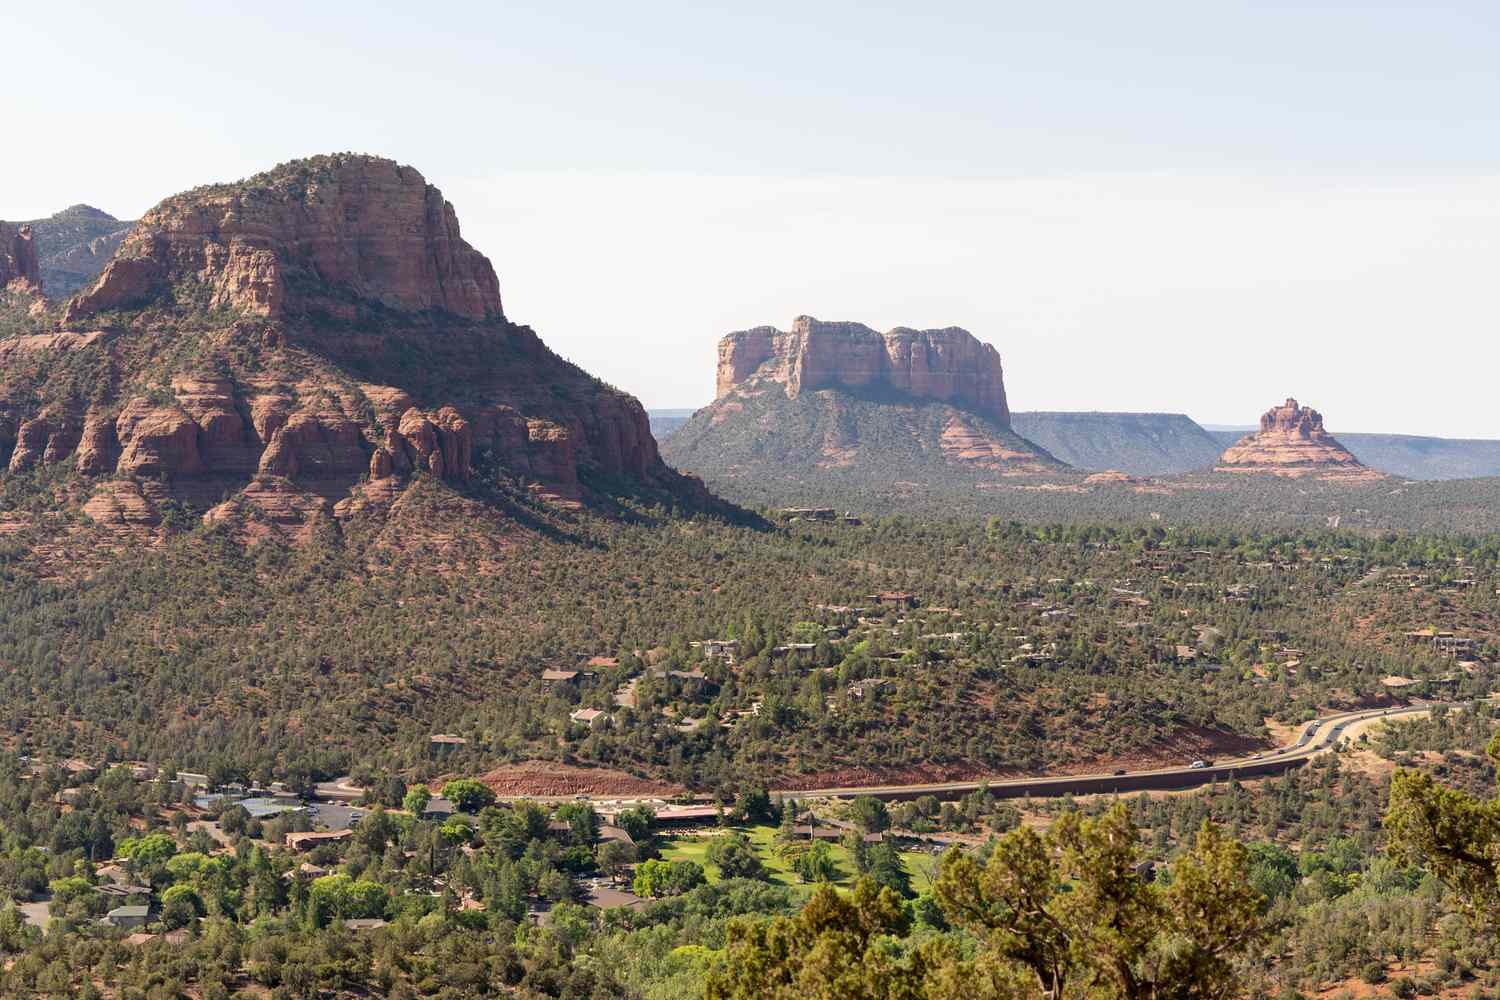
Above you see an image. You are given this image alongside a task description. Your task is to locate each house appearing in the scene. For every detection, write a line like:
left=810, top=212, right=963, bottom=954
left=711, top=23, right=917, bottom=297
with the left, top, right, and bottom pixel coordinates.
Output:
left=847, top=678, right=893, bottom=699
left=586, top=886, right=650, bottom=910
left=653, top=805, right=720, bottom=827
left=429, top=734, right=467, bottom=757
left=542, top=669, right=580, bottom=683
left=286, top=829, right=355, bottom=851
left=422, top=797, right=457, bottom=820
left=868, top=591, right=918, bottom=608
left=598, top=825, right=636, bottom=846
left=95, top=882, right=152, bottom=898
left=777, top=507, right=837, bottom=522
left=104, top=905, right=151, bottom=930
left=570, top=708, right=608, bottom=729
left=344, top=918, right=389, bottom=931
left=691, top=639, right=740, bottom=662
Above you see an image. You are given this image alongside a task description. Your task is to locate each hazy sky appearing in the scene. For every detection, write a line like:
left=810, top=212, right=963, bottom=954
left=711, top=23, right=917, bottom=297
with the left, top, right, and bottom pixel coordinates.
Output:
left=9, top=2, right=1500, bottom=435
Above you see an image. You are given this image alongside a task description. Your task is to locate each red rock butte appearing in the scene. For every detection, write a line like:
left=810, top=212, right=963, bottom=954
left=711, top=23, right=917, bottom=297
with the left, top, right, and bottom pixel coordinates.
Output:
left=0, top=153, right=713, bottom=541
left=716, top=316, right=1011, bottom=425
left=1216, top=398, right=1382, bottom=481
left=65, top=156, right=501, bottom=324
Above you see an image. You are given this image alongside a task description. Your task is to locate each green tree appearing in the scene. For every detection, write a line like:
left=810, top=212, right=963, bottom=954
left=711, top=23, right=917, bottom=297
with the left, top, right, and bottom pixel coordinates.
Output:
left=439, top=779, right=496, bottom=814
left=935, top=805, right=1264, bottom=1000
left=633, top=858, right=706, bottom=898
left=119, top=832, right=178, bottom=869
left=708, top=833, right=768, bottom=881
left=794, top=841, right=840, bottom=884
left=708, top=878, right=945, bottom=1000
left=160, top=884, right=204, bottom=929
left=866, top=842, right=913, bottom=898
left=554, top=802, right=600, bottom=844
left=614, top=805, right=656, bottom=844
left=1385, top=732, right=1500, bottom=920
left=402, top=784, right=432, bottom=815
left=851, top=795, right=891, bottom=834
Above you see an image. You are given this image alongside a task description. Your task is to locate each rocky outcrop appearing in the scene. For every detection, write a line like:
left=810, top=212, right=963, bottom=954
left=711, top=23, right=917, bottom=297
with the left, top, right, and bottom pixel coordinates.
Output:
left=1216, top=399, right=1382, bottom=481
left=0, top=153, right=719, bottom=540
left=716, top=316, right=1010, bottom=424
left=20, top=205, right=133, bottom=299
left=115, top=399, right=204, bottom=478
left=0, top=223, right=41, bottom=293
left=67, top=154, right=502, bottom=323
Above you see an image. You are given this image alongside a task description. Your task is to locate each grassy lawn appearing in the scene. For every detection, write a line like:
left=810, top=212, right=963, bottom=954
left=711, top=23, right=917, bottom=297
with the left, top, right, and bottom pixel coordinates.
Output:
left=656, top=824, right=940, bottom=898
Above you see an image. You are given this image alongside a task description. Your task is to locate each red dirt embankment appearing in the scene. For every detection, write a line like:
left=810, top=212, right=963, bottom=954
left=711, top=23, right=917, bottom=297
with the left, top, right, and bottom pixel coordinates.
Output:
left=478, top=761, right=684, bottom=798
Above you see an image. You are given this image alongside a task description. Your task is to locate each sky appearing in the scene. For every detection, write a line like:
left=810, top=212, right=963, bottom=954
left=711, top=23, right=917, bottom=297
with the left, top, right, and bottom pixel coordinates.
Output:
left=8, top=2, right=1500, bottom=436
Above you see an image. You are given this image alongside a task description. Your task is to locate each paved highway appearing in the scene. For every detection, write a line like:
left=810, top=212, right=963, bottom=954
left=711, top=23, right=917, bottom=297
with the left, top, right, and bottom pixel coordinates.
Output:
left=773, top=701, right=1460, bottom=803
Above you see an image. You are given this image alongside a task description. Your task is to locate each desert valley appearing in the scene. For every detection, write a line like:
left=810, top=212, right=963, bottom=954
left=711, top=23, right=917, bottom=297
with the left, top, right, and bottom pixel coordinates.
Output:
left=6, top=6, right=1500, bottom=998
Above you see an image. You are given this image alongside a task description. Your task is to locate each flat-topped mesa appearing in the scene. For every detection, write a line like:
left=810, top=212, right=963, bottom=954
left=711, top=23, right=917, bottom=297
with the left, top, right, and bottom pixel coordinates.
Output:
left=0, top=222, right=41, bottom=293
left=65, top=154, right=502, bottom=323
left=717, top=316, right=1010, bottom=425
left=1216, top=397, right=1382, bottom=480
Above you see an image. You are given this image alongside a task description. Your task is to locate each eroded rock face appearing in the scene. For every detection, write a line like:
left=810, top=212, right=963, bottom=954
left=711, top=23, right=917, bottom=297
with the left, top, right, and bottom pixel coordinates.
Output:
left=1216, top=398, right=1382, bottom=481
left=4, top=152, right=715, bottom=542
left=116, top=399, right=204, bottom=478
left=76, top=409, right=122, bottom=475
left=0, top=223, right=41, bottom=293
left=716, top=316, right=1010, bottom=424
left=67, top=154, right=502, bottom=323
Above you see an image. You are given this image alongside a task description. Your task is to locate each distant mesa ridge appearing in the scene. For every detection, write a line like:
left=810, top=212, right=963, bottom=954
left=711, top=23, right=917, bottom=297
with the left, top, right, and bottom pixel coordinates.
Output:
left=1009, top=411, right=1223, bottom=476
left=716, top=315, right=1010, bottom=424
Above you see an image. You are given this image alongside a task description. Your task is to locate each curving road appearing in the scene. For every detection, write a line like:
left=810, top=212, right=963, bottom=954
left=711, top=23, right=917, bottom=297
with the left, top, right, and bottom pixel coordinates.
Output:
left=774, top=701, right=1462, bottom=804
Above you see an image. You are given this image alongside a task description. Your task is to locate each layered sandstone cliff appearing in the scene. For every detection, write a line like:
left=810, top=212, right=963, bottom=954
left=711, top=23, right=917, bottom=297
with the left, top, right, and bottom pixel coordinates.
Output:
left=666, top=316, right=1059, bottom=483
left=0, top=154, right=711, bottom=539
left=66, top=155, right=501, bottom=323
left=716, top=316, right=1010, bottom=424
left=1216, top=398, right=1382, bottom=481
left=0, top=223, right=41, bottom=293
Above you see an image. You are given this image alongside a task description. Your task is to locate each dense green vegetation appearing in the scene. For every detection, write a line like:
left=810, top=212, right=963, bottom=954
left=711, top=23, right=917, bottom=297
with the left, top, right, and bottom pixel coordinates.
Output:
left=4, top=499, right=1499, bottom=793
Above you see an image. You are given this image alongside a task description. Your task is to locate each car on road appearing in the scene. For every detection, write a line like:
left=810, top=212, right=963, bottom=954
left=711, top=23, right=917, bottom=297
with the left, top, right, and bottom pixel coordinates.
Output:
left=1250, top=753, right=1262, bottom=759
left=1112, top=769, right=1127, bottom=776
left=1189, top=760, right=1207, bottom=769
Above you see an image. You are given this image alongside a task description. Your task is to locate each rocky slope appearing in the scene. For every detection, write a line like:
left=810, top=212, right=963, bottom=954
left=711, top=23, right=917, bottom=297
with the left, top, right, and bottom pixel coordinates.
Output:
left=0, top=153, right=714, bottom=542
left=16, top=205, right=134, bottom=298
left=665, top=317, right=1061, bottom=501
left=1010, top=411, right=1224, bottom=475
left=1216, top=398, right=1382, bottom=481
left=0, top=222, right=41, bottom=293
